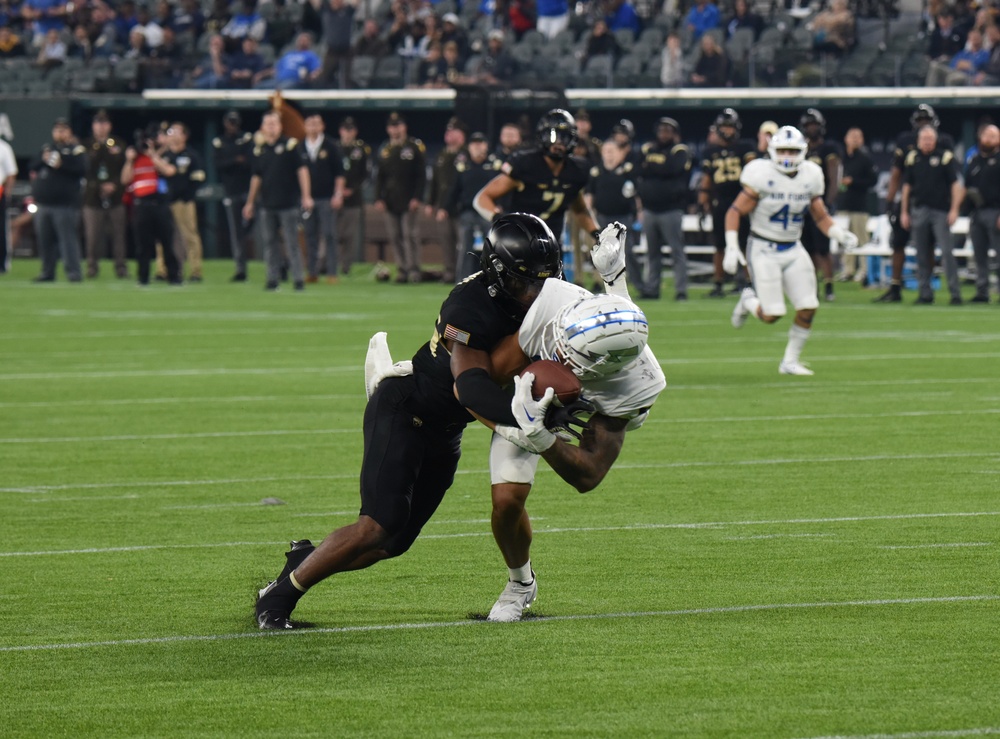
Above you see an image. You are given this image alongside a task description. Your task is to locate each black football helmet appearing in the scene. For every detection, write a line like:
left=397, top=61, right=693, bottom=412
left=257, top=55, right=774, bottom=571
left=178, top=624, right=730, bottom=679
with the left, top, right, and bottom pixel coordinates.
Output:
left=800, top=108, right=826, bottom=137
left=714, top=108, right=742, bottom=141
left=911, top=103, right=940, bottom=129
left=481, top=213, right=563, bottom=313
left=536, top=109, right=578, bottom=161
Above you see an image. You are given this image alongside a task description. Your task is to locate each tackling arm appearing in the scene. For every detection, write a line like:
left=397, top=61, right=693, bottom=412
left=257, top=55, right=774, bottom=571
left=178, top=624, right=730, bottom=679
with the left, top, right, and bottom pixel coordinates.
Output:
left=473, top=173, right=516, bottom=221
left=451, top=341, right=518, bottom=426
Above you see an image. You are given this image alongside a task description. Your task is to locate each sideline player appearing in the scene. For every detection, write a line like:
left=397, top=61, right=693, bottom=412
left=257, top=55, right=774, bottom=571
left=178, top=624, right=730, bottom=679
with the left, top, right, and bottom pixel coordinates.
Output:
left=469, top=224, right=666, bottom=621
left=254, top=214, right=563, bottom=629
left=724, top=126, right=858, bottom=376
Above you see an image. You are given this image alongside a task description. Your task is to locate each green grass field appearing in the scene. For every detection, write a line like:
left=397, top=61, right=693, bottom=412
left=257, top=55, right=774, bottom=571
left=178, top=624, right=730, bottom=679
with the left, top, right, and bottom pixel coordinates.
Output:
left=2, top=260, right=998, bottom=738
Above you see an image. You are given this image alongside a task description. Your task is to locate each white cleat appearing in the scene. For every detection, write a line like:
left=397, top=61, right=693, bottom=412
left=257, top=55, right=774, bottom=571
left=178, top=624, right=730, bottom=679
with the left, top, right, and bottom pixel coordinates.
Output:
left=487, top=577, right=538, bottom=622
left=779, top=360, right=814, bottom=376
left=731, top=287, right=755, bottom=328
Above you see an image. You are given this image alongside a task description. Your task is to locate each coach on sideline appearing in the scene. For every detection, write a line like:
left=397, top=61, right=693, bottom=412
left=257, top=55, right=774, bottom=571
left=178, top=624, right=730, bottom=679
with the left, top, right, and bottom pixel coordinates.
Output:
left=964, top=123, right=1000, bottom=304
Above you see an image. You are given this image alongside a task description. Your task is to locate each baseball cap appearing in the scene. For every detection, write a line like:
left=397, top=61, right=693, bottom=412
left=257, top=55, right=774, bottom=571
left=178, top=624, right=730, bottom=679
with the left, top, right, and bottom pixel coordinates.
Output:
left=387, top=112, right=405, bottom=126
left=469, top=131, right=488, bottom=143
left=340, top=116, right=357, bottom=129
left=657, top=116, right=680, bottom=131
left=53, top=117, right=71, bottom=128
left=442, top=11, right=459, bottom=24
left=92, top=109, right=110, bottom=123
left=487, top=29, right=504, bottom=41
left=223, top=110, right=242, bottom=125
left=574, top=108, right=590, bottom=122
left=759, top=120, right=778, bottom=136
left=446, top=116, right=468, bottom=134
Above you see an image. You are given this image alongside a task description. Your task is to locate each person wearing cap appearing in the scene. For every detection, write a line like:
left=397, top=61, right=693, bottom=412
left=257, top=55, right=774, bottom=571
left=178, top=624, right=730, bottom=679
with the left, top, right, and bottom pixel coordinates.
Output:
left=757, top=120, right=777, bottom=157
left=82, top=111, right=128, bottom=279
left=160, top=122, right=207, bottom=282
left=567, top=109, right=601, bottom=286
left=30, top=119, right=86, bottom=283
left=637, top=117, right=692, bottom=300
left=213, top=111, right=255, bottom=281
left=336, top=117, right=370, bottom=275
left=441, top=131, right=501, bottom=281
left=425, top=117, right=467, bottom=282
left=311, top=0, right=355, bottom=89
left=587, top=131, right=642, bottom=289
left=302, top=113, right=346, bottom=284
left=440, top=11, right=470, bottom=64
left=470, top=29, right=517, bottom=85
left=255, top=32, right=322, bottom=90
left=0, top=133, right=18, bottom=274
left=243, top=110, right=313, bottom=291
left=877, top=104, right=957, bottom=303
left=374, top=113, right=427, bottom=283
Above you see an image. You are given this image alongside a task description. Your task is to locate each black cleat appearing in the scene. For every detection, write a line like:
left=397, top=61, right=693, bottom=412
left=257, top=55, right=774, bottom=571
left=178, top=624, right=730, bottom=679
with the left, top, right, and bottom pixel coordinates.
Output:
left=914, top=296, right=934, bottom=305
left=874, top=287, right=902, bottom=303
left=970, top=293, right=989, bottom=304
left=265, top=280, right=279, bottom=291
left=231, top=272, right=247, bottom=283
left=705, top=285, right=725, bottom=298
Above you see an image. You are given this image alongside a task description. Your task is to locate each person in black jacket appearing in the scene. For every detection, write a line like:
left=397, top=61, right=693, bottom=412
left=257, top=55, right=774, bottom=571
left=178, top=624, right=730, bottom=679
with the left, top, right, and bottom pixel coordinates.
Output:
left=440, top=131, right=501, bottom=281
left=31, top=119, right=86, bottom=283
left=374, top=112, right=426, bottom=283
left=588, top=136, right=642, bottom=288
left=336, top=116, right=370, bottom=275
left=837, top=127, right=878, bottom=284
left=302, top=113, right=345, bottom=283
left=637, top=117, right=692, bottom=300
left=213, top=111, right=254, bottom=281
left=964, top=123, right=1000, bottom=303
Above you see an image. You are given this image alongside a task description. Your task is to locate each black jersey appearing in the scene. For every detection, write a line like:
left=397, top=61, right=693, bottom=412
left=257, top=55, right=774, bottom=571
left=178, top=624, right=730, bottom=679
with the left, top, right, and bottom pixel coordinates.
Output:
left=700, top=139, right=756, bottom=208
left=892, top=130, right=957, bottom=172
left=500, top=147, right=590, bottom=238
left=587, top=156, right=639, bottom=216
left=805, top=139, right=841, bottom=200
left=410, top=273, right=523, bottom=427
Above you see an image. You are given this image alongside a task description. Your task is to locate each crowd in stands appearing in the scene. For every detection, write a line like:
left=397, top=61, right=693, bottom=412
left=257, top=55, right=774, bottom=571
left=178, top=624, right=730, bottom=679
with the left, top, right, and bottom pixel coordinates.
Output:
left=2, top=0, right=1000, bottom=91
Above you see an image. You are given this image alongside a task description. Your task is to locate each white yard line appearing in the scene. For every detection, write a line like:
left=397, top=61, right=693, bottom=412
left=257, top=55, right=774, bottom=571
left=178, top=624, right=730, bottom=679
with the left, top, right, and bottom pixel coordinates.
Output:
left=3, top=511, right=998, bottom=557
left=0, top=474, right=355, bottom=494
left=0, top=595, right=994, bottom=654
left=797, top=727, right=1000, bottom=739
left=0, top=394, right=356, bottom=409
left=878, top=543, right=992, bottom=550
left=0, top=366, right=358, bottom=381
left=647, top=409, right=1000, bottom=425
left=0, top=428, right=357, bottom=445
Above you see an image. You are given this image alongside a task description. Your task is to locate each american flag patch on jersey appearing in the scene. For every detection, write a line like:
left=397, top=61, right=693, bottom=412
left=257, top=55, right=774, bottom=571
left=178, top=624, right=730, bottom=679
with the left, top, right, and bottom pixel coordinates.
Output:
left=443, top=324, right=471, bottom=345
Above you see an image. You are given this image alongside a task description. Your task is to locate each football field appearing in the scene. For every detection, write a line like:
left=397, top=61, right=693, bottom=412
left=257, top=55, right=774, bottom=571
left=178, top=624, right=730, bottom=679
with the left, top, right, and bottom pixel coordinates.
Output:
left=2, top=261, right=998, bottom=738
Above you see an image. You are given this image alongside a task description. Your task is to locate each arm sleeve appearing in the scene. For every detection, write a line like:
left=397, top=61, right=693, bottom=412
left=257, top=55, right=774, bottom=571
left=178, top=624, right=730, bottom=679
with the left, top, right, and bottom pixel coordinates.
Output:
left=455, top=367, right=517, bottom=426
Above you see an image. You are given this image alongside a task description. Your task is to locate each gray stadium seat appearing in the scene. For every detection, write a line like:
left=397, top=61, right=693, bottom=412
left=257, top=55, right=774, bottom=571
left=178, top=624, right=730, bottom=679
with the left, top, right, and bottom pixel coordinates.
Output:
left=371, top=55, right=404, bottom=88
left=350, top=55, right=376, bottom=88
left=578, top=53, right=614, bottom=88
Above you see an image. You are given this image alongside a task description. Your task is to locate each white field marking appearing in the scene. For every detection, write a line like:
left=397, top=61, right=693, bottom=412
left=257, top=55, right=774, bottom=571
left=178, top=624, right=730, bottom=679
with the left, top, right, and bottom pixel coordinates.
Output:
left=877, top=543, right=992, bottom=550
left=666, top=377, right=999, bottom=391
left=0, top=474, right=355, bottom=495
left=36, top=308, right=373, bottom=321
left=615, top=451, right=998, bottom=470
left=659, top=352, right=1000, bottom=366
left=0, top=366, right=358, bottom=381
left=0, top=428, right=357, bottom=445
left=0, top=595, right=995, bottom=654
left=647, top=408, right=1000, bottom=425
left=0, top=393, right=358, bottom=410
left=797, top=727, right=1000, bottom=739
left=27, top=494, right=141, bottom=504
left=0, top=325, right=363, bottom=341
left=161, top=502, right=290, bottom=510
left=7, top=511, right=998, bottom=558
left=723, top=533, right=835, bottom=541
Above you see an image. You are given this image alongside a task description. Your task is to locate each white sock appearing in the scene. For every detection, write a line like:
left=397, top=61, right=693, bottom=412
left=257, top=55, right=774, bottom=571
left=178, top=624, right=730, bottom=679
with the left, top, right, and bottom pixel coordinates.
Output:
left=509, top=561, right=533, bottom=584
left=743, top=292, right=761, bottom=319
left=783, top=324, right=810, bottom=365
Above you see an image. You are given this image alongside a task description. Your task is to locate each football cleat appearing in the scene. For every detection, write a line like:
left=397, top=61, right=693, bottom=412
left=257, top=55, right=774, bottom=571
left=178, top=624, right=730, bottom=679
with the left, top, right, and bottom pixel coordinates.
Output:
left=487, top=575, right=538, bottom=623
left=256, top=579, right=296, bottom=630
left=731, top=287, right=755, bottom=328
left=779, top=360, right=814, bottom=376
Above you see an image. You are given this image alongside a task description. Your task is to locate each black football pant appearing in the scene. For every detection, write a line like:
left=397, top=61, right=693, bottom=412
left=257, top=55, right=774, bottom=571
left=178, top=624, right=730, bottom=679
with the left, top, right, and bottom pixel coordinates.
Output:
left=133, top=200, right=180, bottom=284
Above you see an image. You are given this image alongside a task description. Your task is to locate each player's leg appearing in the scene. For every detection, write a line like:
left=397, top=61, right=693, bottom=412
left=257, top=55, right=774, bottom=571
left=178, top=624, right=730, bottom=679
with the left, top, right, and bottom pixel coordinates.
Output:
left=487, top=433, right=541, bottom=622
left=779, top=248, right=819, bottom=375
left=709, top=206, right=727, bottom=297
left=733, top=240, right=784, bottom=328
left=876, top=204, right=907, bottom=302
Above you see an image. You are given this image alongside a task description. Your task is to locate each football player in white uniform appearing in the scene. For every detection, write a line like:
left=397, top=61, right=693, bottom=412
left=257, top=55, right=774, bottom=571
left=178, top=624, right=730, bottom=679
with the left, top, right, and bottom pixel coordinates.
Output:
left=723, top=126, right=858, bottom=375
left=472, top=225, right=667, bottom=622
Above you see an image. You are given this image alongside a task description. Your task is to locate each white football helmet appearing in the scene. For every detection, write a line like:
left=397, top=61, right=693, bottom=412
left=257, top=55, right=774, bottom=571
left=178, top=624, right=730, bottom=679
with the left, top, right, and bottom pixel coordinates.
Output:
left=543, top=294, right=649, bottom=380
left=768, top=125, right=808, bottom=174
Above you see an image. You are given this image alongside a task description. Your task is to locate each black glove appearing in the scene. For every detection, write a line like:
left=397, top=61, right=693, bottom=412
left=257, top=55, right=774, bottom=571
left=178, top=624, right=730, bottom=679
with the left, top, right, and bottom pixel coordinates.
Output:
left=544, top=397, right=596, bottom=441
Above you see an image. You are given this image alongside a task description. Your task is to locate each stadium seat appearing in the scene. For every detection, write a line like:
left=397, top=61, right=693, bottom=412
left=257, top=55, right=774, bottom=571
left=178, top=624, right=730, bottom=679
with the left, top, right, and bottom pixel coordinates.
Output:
left=578, top=53, right=614, bottom=88
left=638, top=27, right=665, bottom=48
left=371, top=55, right=404, bottom=88
left=520, top=29, right=545, bottom=48
left=350, top=55, right=376, bottom=88
left=613, top=27, right=635, bottom=46
left=613, top=53, right=644, bottom=87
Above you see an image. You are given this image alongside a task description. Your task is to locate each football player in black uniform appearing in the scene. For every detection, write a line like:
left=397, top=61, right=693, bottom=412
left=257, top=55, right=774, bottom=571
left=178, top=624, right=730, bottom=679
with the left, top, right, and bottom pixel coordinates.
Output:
left=698, top=108, right=756, bottom=297
left=876, top=104, right=957, bottom=303
left=254, top=214, right=563, bottom=630
left=474, top=109, right=600, bottom=248
left=799, top=108, right=842, bottom=302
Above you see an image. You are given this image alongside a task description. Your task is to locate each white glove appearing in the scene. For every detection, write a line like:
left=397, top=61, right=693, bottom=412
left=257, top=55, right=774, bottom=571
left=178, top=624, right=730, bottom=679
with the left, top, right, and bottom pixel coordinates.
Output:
left=591, top=222, right=627, bottom=284
left=827, top=224, right=859, bottom=252
left=494, top=424, right=550, bottom=454
left=722, top=231, right=746, bottom=275
left=510, top=373, right=556, bottom=452
left=364, top=332, right=413, bottom=400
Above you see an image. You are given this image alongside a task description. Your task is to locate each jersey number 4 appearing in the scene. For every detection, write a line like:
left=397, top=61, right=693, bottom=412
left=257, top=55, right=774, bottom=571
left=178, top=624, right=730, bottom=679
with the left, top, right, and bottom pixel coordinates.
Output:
left=769, top=204, right=805, bottom=230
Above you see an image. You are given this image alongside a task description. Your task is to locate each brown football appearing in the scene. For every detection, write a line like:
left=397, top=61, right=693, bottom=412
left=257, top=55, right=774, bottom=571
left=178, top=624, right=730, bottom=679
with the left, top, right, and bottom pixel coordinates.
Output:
left=520, top=360, right=582, bottom=404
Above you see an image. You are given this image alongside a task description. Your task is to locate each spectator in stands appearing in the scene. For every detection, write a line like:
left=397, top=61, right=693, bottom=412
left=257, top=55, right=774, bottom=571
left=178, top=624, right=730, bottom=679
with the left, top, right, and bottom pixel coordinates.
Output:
left=605, top=0, right=641, bottom=38
left=313, top=0, right=355, bottom=89
left=809, top=0, right=854, bottom=56
left=838, top=127, right=877, bottom=285
left=145, top=26, right=184, bottom=87
left=927, top=6, right=969, bottom=62
left=255, top=31, right=322, bottom=89
left=229, top=36, right=266, bottom=88
left=134, top=4, right=164, bottom=48
left=398, top=17, right=431, bottom=64
left=123, top=26, right=150, bottom=61
left=172, top=0, right=205, bottom=39
left=536, top=0, right=569, bottom=40
left=440, top=40, right=467, bottom=84
left=684, top=0, right=720, bottom=41
left=113, top=0, right=140, bottom=46
left=69, top=24, right=94, bottom=60
left=154, top=0, right=174, bottom=32
left=583, top=18, right=621, bottom=66
left=974, top=21, right=1000, bottom=84
left=190, top=32, right=230, bottom=89
left=964, top=123, right=1000, bottom=303
left=34, top=26, right=65, bottom=70
left=20, top=0, right=69, bottom=45
left=726, top=0, right=763, bottom=40
left=0, top=26, right=27, bottom=58
left=660, top=31, right=686, bottom=87
left=927, top=26, right=989, bottom=84
left=439, top=12, right=469, bottom=62
left=203, top=0, right=231, bottom=38
left=385, top=2, right=411, bottom=53
left=221, top=0, right=266, bottom=52
left=413, top=40, right=446, bottom=86
left=353, top=18, right=388, bottom=60
left=505, top=0, right=537, bottom=41
left=470, top=28, right=517, bottom=85
left=689, top=32, right=727, bottom=87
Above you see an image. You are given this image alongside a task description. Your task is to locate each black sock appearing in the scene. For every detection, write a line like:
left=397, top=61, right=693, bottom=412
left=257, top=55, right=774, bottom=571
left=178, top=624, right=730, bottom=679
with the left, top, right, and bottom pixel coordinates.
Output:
left=261, top=576, right=306, bottom=611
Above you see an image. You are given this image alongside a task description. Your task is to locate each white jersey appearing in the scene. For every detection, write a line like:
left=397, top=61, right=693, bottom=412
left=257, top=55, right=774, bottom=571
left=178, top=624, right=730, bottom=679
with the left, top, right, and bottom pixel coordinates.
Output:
left=518, top=279, right=666, bottom=429
left=740, top=158, right=824, bottom=243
